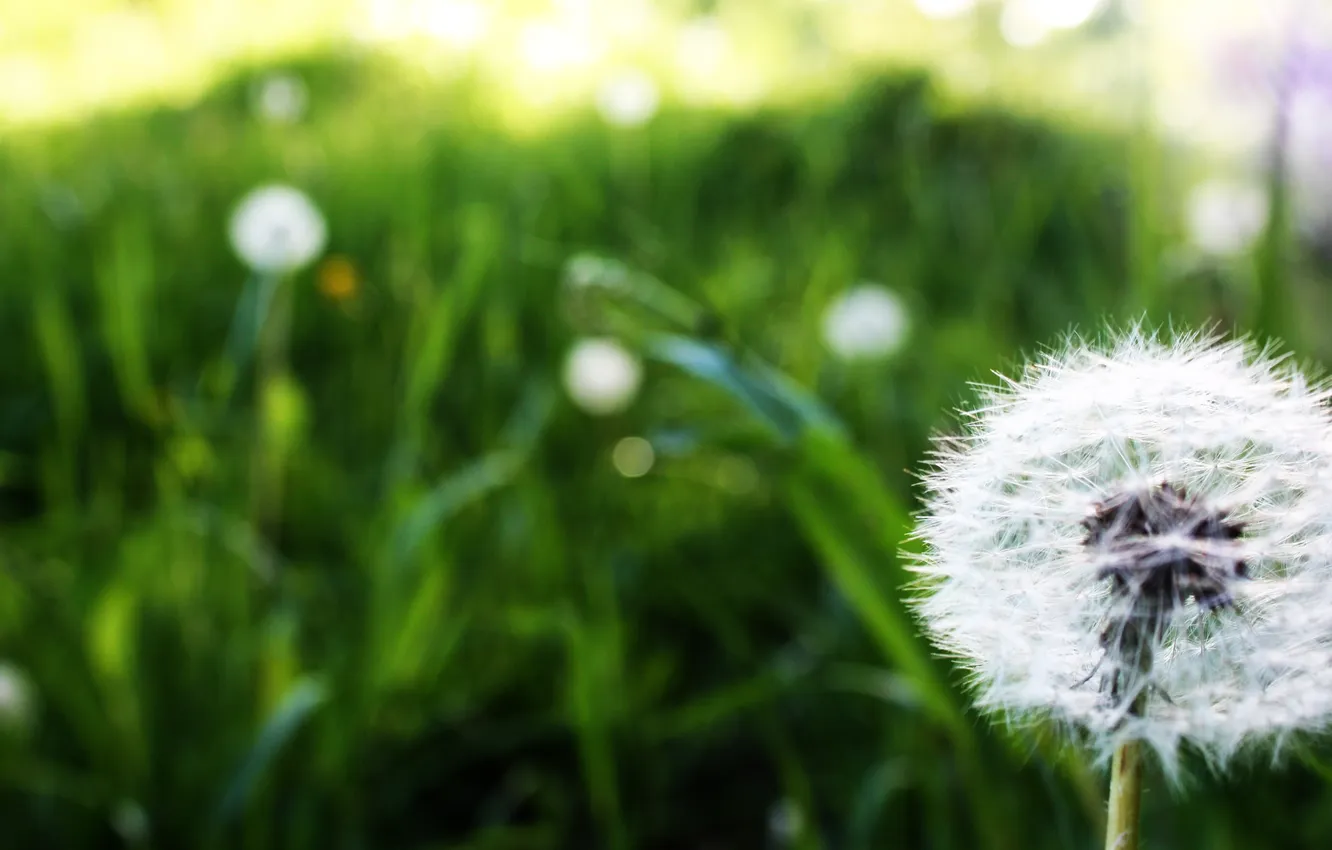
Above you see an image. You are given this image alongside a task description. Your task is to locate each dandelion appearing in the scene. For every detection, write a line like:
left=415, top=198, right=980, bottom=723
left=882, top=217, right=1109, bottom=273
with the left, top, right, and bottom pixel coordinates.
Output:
left=563, top=338, right=642, bottom=416
left=911, top=328, right=1332, bottom=847
left=110, top=799, right=150, bottom=845
left=1184, top=177, right=1270, bottom=257
left=0, top=661, right=34, bottom=730
left=228, top=185, right=328, bottom=275
left=252, top=72, right=308, bottom=124
left=595, top=69, right=660, bottom=128
left=820, top=284, right=909, bottom=362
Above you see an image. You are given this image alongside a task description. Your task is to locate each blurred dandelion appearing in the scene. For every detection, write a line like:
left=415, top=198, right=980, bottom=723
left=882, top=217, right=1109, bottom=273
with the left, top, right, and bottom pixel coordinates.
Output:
left=110, top=799, right=150, bottom=846
left=317, top=255, right=361, bottom=301
left=912, top=327, right=1332, bottom=780
left=252, top=72, right=308, bottom=124
left=767, top=798, right=804, bottom=847
left=820, top=283, right=909, bottom=361
left=595, top=69, right=660, bottom=128
left=563, top=338, right=642, bottom=415
left=0, top=661, right=33, bottom=730
left=1184, top=178, right=1270, bottom=257
left=228, top=185, right=328, bottom=275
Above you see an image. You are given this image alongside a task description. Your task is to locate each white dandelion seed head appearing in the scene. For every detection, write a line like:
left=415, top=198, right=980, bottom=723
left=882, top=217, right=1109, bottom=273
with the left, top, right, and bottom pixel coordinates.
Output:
left=595, top=69, right=660, bottom=128
left=228, top=185, right=328, bottom=275
left=911, top=327, right=1332, bottom=778
left=563, top=338, right=643, bottom=416
left=820, top=284, right=910, bottom=362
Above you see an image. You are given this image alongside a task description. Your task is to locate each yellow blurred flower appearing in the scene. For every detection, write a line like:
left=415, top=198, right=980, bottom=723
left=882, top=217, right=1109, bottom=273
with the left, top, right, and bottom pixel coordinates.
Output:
left=317, top=255, right=360, bottom=301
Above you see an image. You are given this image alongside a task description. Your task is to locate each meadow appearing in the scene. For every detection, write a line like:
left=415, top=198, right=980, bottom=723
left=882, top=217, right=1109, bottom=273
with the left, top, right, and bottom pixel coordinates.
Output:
left=3, top=14, right=1332, bottom=849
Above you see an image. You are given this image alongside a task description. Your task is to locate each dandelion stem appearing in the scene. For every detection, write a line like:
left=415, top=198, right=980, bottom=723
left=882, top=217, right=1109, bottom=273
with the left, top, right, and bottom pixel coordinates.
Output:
left=1104, top=691, right=1146, bottom=850
left=1104, top=736, right=1143, bottom=850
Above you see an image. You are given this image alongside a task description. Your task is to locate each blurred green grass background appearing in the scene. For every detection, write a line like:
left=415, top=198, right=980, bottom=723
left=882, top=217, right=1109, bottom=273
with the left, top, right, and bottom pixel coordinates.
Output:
left=4, top=1, right=1332, bottom=849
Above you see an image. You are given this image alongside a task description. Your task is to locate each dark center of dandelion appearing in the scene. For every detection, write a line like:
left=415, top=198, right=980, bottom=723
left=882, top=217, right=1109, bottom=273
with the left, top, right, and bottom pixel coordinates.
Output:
left=1081, top=481, right=1247, bottom=712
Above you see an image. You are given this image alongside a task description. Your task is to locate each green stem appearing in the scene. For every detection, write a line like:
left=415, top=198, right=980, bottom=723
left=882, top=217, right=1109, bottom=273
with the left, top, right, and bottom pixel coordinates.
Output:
left=1103, top=683, right=1148, bottom=850
left=1104, top=738, right=1143, bottom=850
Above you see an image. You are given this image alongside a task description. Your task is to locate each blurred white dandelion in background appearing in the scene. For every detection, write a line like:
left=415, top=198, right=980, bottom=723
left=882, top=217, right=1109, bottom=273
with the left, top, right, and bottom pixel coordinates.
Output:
left=228, top=185, right=328, bottom=275
left=0, top=661, right=33, bottom=730
left=611, top=436, right=655, bottom=477
left=252, top=72, right=308, bottom=124
left=595, top=69, right=660, bottom=127
left=1184, top=177, right=1270, bottom=257
left=912, top=328, right=1332, bottom=776
left=110, top=800, right=150, bottom=846
left=563, top=338, right=643, bottom=415
left=820, top=283, right=910, bottom=362
left=767, top=798, right=804, bottom=848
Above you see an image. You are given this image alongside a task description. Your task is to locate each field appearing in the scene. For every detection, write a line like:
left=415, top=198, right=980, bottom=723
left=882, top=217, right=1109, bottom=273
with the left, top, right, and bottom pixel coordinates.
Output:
left=3, top=3, right=1332, bottom=848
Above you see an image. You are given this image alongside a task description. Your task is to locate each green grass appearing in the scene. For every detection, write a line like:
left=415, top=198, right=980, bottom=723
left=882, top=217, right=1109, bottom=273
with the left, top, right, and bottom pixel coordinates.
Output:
left=0, top=44, right=1329, bottom=850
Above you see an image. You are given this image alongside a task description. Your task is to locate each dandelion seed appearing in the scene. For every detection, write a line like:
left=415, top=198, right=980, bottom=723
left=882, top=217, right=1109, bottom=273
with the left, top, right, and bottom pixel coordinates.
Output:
left=911, top=327, right=1332, bottom=779
left=820, top=284, right=909, bottom=362
left=563, top=338, right=643, bottom=416
left=228, top=185, right=328, bottom=275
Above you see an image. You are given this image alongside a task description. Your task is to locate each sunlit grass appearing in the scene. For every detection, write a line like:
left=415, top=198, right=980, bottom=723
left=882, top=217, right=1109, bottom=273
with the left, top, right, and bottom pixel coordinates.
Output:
left=0, top=0, right=1210, bottom=142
